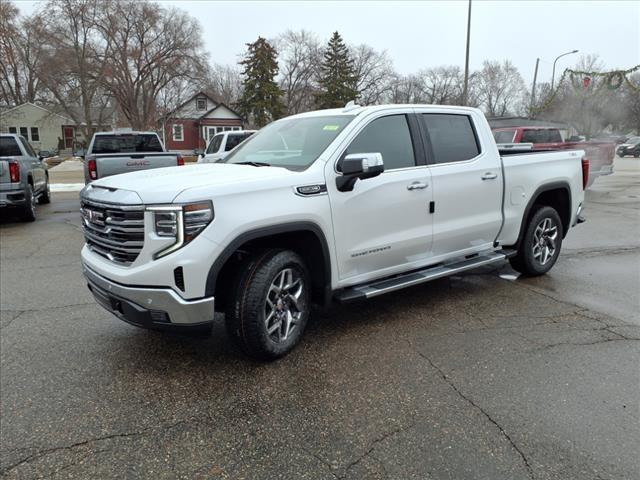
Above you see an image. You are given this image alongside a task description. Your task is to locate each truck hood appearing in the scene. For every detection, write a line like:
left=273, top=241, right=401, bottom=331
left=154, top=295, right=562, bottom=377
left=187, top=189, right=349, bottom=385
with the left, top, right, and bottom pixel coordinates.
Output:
left=88, top=164, right=297, bottom=204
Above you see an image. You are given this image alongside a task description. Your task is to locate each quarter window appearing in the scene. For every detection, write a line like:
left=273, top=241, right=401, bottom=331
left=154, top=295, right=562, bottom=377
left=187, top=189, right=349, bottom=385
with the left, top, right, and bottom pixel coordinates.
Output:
left=172, top=124, right=183, bottom=142
left=422, top=114, right=480, bottom=164
left=345, top=115, right=416, bottom=170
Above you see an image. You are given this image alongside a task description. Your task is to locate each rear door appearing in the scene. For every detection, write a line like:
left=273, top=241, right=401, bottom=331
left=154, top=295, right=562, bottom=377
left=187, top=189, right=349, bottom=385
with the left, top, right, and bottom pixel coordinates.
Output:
left=419, top=111, right=503, bottom=258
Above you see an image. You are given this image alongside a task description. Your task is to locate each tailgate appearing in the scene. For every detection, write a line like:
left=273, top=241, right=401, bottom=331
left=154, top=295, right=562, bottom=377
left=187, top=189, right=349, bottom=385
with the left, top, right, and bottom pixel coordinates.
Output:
left=94, top=153, right=179, bottom=179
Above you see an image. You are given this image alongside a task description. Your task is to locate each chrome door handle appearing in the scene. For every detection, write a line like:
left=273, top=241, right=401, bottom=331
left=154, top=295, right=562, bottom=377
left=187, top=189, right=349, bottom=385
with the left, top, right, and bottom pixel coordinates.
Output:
left=407, top=182, right=428, bottom=191
left=481, top=172, right=498, bottom=180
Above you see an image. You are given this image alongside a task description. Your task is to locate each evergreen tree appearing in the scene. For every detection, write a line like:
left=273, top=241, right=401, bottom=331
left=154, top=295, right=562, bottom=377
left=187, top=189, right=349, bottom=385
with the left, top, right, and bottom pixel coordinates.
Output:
left=315, top=32, right=358, bottom=109
left=237, top=37, right=284, bottom=127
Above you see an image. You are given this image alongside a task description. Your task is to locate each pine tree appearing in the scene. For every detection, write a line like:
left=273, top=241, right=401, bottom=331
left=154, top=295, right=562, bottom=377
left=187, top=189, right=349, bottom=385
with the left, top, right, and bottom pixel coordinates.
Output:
left=237, top=37, right=284, bottom=127
left=315, top=32, right=358, bottom=109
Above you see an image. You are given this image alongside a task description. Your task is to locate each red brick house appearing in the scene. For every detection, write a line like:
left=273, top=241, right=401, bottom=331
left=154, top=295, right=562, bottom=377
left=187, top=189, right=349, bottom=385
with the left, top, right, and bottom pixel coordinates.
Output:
left=161, top=92, right=244, bottom=153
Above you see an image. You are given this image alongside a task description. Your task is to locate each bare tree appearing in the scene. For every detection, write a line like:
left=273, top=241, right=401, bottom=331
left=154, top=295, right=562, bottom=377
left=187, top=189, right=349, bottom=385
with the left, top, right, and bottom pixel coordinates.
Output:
left=0, top=1, right=45, bottom=105
left=275, top=29, right=321, bottom=114
left=351, top=44, right=395, bottom=105
left=35, top=0, right=113, bottom=140
left=420, top=66, right=464, bottom=105
left=385, top=73, right=427, bottom=104
left=472, top=60, right=527, bottom=117
left=99, top=1, right=207, bottom=130
left=204, top=63, right=243, bottom=107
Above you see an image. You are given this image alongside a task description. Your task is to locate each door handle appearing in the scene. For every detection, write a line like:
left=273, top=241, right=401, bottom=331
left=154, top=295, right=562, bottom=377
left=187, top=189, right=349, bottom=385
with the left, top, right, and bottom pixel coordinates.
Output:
left=481, top=172, right=498, bottom=180
left=407, top=181, right=428, bottom=191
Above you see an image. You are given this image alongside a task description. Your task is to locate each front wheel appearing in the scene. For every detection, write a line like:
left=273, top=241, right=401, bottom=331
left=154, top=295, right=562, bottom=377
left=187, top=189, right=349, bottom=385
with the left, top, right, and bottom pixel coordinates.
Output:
left=509, top=206, right=563, bottom=276
left=225, top=249, right=311, bottom=360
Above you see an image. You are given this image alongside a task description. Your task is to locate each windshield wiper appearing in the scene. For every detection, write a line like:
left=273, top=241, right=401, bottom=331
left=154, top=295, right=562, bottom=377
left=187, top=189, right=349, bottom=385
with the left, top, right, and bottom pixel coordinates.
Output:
left=233, top=161, right=271, bottom=167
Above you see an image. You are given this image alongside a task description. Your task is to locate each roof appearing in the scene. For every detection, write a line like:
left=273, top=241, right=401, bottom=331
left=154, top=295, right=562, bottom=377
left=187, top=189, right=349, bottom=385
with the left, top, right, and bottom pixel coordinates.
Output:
left=164, top=91, right=218, bottom=119
left=1, top=102, right=74, bottom=122
left=201, top=102, right=245, bottom=121
left=288, top=104, right=481, bottom=120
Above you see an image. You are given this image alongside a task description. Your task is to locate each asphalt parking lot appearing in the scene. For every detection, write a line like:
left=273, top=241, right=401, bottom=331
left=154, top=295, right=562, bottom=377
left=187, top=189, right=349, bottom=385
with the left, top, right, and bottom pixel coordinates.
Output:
left=1, top=158, right=638, bottom=480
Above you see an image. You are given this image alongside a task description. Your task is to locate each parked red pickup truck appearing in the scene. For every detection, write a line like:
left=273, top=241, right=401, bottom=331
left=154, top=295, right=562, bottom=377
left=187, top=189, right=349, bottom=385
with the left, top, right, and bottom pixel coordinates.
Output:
left=492, top=127, right=615, bottom=188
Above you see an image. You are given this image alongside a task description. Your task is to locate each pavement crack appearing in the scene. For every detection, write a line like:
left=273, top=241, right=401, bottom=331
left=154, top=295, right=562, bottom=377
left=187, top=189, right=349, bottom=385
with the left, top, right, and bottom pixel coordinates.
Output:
left=340, top=423, right=415, bottom=478
left=412, top=344, right=535, bottom=480
left=299, top=446, right=340, bottom=479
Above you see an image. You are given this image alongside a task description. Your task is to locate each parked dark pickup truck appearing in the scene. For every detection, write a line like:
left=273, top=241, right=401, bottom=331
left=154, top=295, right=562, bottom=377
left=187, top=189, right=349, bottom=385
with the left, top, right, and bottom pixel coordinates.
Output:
left=0, top=134, right=50, bottom=221
left=83, top=131, right=184, bottom=183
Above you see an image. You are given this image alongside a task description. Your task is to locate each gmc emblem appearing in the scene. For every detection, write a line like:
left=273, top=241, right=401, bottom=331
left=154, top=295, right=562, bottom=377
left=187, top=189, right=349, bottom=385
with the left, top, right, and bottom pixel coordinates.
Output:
left=126, top=160, right=150, bottom=167
left=82, top=207, right=104, bottom=226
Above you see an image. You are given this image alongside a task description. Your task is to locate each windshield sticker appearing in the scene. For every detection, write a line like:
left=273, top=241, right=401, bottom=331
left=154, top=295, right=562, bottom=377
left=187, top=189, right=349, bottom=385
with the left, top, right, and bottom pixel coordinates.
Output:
left=323, top=125, right=340, bottom=131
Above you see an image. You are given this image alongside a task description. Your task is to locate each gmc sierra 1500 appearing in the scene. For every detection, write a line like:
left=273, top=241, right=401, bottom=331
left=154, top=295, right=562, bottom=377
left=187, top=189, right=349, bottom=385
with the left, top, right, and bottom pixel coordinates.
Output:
left=80, top=104, right=588, bottom=359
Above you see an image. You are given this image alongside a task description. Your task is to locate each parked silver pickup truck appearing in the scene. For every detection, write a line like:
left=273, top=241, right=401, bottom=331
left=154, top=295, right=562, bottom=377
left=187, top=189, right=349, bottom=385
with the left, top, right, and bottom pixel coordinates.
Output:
left=83, top=131, right=183, bottom=183
left=0, top=134, right=50, bottom=221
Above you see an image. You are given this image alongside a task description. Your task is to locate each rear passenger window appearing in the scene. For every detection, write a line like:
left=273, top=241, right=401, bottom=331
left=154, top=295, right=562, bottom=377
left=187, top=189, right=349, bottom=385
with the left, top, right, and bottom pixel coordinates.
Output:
left=345, top=115, right=416, bottom=170
left=422, top=114, right=480, bottom=164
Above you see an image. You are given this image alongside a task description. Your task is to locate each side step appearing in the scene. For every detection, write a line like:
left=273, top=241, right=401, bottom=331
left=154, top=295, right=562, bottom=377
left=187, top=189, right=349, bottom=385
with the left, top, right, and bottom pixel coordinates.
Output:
left=335, top=250, right=513, bottom=303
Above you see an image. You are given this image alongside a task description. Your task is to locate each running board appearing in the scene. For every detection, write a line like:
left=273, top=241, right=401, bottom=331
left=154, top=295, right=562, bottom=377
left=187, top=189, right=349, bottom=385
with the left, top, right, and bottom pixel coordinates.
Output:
left=335, top=251, right=513, bottom=303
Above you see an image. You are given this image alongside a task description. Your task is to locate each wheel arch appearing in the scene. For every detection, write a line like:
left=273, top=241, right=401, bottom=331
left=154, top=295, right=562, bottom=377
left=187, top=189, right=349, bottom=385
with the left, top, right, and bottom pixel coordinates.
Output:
left=511, top=181, right=572, bottom=248
left=205, top=222, right=332, bottom=309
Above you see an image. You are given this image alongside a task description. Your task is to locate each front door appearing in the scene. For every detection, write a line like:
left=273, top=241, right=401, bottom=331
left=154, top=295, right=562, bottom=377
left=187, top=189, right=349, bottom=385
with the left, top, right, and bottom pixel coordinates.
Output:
left=327, top=113, right=433, bottom=286
left=63, top=127, right=75, bottom=149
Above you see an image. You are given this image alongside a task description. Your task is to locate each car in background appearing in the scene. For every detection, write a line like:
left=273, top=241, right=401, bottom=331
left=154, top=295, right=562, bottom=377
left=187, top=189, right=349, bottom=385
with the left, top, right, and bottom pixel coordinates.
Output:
left=82, top=131, right=184, bottom=183
left=616, top=136, right=640, bottom=157
left=492, top=126, right=616, bottom=188
left=198, top=130, right=256, bottom=163
left=0, top=134, right=50, bottom=222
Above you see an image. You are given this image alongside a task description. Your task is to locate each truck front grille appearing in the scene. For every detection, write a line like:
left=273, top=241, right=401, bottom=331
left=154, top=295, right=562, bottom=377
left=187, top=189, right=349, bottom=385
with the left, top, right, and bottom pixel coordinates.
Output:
left=80, top=199, right=145, bottom=265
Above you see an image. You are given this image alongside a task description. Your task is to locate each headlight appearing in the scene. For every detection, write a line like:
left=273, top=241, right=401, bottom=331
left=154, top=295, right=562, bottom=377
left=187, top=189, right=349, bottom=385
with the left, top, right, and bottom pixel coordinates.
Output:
left=147, top=201, right=214, bottom=259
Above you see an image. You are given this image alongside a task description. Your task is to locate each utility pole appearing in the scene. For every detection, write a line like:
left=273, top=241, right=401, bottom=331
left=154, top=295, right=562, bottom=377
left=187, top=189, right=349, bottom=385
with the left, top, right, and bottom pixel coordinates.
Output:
left=462, top=0, right=472, bottom=105
left=530, top=57, right=540, bottom=118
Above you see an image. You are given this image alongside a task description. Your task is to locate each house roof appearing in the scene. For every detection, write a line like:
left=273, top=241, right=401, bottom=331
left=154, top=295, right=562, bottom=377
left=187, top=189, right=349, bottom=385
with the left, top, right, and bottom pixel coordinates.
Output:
left=201, top=102, right=244, bottom=121
left=1, top=102, right=74, bottom=123
left=164, top=91, right=217, bottom=118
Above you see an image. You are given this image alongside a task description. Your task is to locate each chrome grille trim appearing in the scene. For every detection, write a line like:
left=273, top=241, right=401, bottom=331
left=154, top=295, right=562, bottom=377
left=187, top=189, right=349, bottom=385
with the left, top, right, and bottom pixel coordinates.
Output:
left=80, top=199, right=145, bottom=265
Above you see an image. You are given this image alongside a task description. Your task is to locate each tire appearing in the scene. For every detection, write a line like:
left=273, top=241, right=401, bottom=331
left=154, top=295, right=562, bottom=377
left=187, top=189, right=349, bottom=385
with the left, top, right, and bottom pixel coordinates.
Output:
left=38, top=179, right=51, bottom=204
left=21, top=184, right=37, bottom=222
left=225, top=249, right=311, bottom=360
left=634, top=152, right=639, bottom=158
left=509, top=205, right=563, bottom=276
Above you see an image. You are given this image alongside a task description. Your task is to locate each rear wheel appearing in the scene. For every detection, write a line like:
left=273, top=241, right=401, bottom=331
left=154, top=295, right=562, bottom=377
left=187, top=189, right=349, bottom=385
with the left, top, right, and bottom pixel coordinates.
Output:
left=21, top=184, right=37, bottom=222
left=225, top=249, right=311, bottom=360
left=509, top=205, right=563, bottom=276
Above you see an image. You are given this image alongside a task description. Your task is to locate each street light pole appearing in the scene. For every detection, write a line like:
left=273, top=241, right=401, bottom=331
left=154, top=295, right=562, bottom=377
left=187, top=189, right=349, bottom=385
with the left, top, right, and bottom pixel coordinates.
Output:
left=551, top=49, right=579, bottom=90
left=462, top=0, right=472, bottom=105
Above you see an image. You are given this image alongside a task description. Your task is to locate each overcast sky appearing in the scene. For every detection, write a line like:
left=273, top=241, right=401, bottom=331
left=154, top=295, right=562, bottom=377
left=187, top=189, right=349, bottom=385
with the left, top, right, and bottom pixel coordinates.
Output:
left=14, top=0, right=640, bottom=87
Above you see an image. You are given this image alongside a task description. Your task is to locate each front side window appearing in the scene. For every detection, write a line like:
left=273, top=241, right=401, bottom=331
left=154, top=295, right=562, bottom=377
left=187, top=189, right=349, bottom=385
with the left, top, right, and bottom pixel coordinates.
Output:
left=345, top=115, right=416, bottom=170
left=172, top=124, right=183, bottom=142
left=493, top=129, right=516, bottom=144
left=30, top=127, right=40, bottom=142
left=91, top=134, right=163, bottom=154
left=207, top=134, right=223, bottom=154
left=422, top=114, right=480, bottom=164
left=224, top=115, right=354, bottom=171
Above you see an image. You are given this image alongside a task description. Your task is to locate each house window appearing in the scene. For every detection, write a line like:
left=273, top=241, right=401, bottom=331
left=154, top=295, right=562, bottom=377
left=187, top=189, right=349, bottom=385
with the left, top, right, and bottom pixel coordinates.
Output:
left=196, top=97, right=207, bottom=110
left=30, top=127, right=40, bottom=142
left=172, top=124, right=184, bottom=142
left=8, top=127, right=16, bottom=134
left=20, top=127, right=28, bottom=138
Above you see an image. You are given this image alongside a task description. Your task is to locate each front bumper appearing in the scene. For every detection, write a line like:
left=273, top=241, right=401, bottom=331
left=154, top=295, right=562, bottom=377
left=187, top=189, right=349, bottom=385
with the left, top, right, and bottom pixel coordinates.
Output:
left=83, top=264, right=215, bottom=328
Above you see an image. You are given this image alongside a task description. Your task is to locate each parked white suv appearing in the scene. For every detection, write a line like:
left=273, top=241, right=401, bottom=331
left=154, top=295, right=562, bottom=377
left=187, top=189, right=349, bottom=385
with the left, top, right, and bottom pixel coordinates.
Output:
left=80, top=104, right=588, bottom=359
left=198, top=130, right=256, bottom=163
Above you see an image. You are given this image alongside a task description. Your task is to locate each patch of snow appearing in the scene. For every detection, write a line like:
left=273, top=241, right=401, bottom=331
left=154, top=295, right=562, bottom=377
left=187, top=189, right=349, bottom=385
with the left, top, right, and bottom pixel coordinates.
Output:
left=51, top=183, right=85, bottom=192
left=50, top=160, right=84, bottom=172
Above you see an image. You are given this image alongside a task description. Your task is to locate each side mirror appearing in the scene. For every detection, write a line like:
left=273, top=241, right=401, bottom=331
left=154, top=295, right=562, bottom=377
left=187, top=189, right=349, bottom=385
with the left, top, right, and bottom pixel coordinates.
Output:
left=336, top=153, right=384, bottom=192
left=38, top=150, right=50, bottom=161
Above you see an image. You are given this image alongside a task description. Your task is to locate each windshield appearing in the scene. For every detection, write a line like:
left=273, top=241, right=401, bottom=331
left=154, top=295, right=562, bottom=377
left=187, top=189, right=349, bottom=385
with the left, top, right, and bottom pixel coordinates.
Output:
left=223, top=116, right=354, bottom=170
left=627, top=136, right=640, bottom=144
left=91, top=134, right=163, bottom=154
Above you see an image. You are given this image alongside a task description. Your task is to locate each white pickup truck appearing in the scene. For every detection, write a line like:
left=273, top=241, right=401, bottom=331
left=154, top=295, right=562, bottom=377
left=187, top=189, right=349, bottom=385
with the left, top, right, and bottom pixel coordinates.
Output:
left=80, top=104, right=588, bottom=359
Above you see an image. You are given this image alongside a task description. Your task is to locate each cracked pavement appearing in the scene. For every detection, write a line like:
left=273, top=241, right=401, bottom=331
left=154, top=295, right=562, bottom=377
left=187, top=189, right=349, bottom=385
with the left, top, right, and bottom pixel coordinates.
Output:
left=1, top=158, right=639, bottom=479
